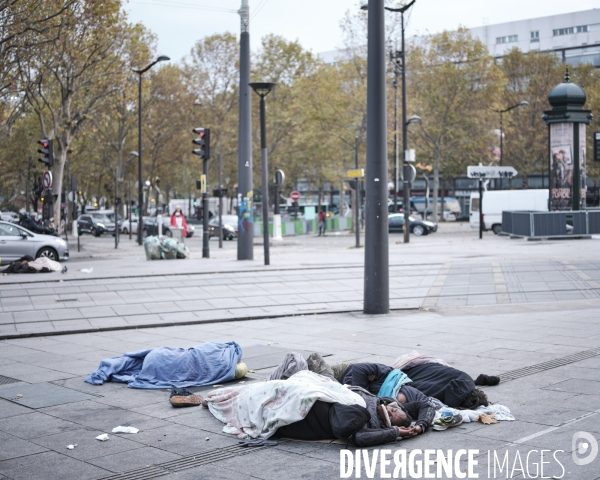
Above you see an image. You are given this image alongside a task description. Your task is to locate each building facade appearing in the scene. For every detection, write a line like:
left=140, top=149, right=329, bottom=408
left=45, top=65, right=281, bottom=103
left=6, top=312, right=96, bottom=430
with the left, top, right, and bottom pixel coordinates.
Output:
left=470, top=9, right=600, bottom=67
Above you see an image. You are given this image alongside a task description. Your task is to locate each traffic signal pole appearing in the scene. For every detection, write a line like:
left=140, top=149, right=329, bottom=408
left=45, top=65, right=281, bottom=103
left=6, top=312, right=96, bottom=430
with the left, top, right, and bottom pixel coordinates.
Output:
left=192, top=128, right=211, bottom=259
left=354, top=136, right=360, bottom=249
left=203, top=158, right=210, bottom=258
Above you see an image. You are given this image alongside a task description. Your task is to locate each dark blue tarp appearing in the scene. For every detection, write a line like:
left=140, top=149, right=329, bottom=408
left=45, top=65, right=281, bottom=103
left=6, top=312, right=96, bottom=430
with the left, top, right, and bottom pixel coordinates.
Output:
left=85, top=341, right=243, bottom=389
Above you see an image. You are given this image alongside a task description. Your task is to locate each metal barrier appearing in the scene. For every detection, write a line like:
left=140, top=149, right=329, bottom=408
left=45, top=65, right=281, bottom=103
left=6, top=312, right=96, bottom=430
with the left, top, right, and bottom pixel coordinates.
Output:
left=502, top=210, right=598, bottom=239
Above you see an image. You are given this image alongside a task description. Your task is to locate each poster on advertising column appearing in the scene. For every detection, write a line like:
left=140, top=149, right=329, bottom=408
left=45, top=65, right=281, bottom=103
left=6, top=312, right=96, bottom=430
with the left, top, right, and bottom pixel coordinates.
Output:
left=580, top=123, right=587, bottom=209
left=550, top=123, right=573, bottom=210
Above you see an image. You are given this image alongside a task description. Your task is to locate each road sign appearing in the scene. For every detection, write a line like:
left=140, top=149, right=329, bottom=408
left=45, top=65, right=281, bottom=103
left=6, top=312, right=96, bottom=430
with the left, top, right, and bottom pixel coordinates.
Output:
left=274, top=169, right=285, bottom=186
left=467, top=166, right=517, bottom=179
left=200, top=174, right=206, bottom=194
left=290, top=191, right=300, bottom=202
left=347, top=169, right=365, bottom=178
left=42, top=171, right=52, bottom=190
left=594, top=132, right=600, bottom=162
left=400, top=164, right=417, bottom=183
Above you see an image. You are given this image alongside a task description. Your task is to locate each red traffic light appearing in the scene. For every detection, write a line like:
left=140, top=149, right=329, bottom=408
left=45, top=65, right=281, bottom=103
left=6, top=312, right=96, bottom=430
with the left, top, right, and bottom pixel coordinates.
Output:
left=192, top=128, right=210, bottom=160
left=38, top=139, right=50, bottom=148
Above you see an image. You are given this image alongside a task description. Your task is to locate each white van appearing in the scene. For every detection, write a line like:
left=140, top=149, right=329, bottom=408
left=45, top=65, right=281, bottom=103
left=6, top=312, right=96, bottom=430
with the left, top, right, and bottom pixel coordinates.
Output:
left=470, top=190, right=549, bottom=234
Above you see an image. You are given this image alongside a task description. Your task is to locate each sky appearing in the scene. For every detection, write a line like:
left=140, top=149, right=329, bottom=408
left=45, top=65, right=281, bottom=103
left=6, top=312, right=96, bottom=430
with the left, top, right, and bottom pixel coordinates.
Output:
left=125, top=0, right=600, bottom=62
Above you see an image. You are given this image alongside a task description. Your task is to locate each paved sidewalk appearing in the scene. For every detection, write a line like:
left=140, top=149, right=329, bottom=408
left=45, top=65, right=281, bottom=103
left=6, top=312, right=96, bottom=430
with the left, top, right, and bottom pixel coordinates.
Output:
left=1, top=300, right=599, bottom=479
left=1, top=230, right=600, bottom=479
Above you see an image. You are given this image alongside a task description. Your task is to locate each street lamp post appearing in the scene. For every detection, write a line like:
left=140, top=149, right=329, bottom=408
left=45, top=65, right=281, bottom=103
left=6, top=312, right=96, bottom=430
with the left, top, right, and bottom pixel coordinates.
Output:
left=493, top=100, right=529, bottom=168
left=249, top=82, right=276, bottom=266
left=133, top=55, right=170, bottom=246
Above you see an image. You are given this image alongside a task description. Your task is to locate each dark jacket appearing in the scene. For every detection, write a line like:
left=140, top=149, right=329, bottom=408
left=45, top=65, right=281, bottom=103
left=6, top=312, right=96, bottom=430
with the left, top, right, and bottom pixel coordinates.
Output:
left=343, top=363, right=435, bottom=433
left=274, top=389, right=399, bottom=448
left=342, top=362, right=392, bottom=395
left=403, top=363, right=475, bottom=408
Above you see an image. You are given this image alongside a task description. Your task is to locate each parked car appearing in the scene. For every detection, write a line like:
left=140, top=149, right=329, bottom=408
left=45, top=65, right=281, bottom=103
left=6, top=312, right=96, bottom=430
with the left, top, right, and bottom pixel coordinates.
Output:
left=0, top=212, right=19, bottom=223
left=423, top=209, right=458, bottom=222
left=208, top=215, right=238, bottom=240
left=0, top=220, right=69, bottom=264
left=121, top=216, right=144, bottom=234
left=144, top=214, right=195, bottom=238
left=77, top=213, right=115, bottom=236
left=387, top=201, right=419, bottom=216
left=388, top=213, right=437, bottom=236
left=97, top=210, right=124, bottom=228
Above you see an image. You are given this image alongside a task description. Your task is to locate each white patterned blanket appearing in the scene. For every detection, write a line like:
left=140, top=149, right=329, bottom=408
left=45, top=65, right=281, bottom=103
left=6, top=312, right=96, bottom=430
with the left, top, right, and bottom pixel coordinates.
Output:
left=207, top=370, right=366, bottom=439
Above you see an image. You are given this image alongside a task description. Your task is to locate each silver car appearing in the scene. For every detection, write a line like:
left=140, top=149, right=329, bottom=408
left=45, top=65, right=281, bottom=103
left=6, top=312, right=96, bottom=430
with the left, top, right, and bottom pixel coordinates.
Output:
left=0, top=220, right=69, bottom=264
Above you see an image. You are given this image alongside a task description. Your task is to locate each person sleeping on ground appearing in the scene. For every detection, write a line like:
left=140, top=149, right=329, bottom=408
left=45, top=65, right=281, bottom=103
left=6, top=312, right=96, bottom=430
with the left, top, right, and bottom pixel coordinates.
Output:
left=205, top=370, right=431, bottom=447
left=305, top=352, right=499, bottom=410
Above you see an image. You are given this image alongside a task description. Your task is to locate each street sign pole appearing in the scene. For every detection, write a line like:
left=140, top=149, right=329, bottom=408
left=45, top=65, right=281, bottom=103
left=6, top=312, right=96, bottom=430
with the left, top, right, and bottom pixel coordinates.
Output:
left=479, top=179, right=483, bottom=240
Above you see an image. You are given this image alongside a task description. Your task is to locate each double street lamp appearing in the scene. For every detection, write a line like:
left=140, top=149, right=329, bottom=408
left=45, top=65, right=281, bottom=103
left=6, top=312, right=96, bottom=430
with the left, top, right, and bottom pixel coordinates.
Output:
left=492, top=100, right=529, bottom=167
left=249, top=82, right=276, bottom=266
left=133, top=55, right=170, bottom=245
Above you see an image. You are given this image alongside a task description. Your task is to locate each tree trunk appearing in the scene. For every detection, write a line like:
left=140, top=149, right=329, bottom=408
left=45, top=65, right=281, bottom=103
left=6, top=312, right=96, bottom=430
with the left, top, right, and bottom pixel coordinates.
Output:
left=52, top=148, right=67, bottom=224
left=432, top=150, right=441, bottom=222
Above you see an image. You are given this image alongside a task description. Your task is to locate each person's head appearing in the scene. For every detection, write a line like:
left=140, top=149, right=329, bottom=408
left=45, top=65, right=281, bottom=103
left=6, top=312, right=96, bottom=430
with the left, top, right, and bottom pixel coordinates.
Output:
left=387, top=405, right=412, bottom=428
left=175, top=206, right=181, bottom=215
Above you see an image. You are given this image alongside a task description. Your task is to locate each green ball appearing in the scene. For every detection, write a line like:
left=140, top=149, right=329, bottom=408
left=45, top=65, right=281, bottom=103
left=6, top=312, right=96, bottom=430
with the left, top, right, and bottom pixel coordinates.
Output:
left=235, top=362, right=248, bottom=379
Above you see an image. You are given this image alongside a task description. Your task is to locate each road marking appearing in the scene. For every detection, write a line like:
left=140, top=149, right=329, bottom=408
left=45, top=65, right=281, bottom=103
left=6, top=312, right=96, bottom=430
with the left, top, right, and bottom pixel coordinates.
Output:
left=513, top=411, right=600, bottom=444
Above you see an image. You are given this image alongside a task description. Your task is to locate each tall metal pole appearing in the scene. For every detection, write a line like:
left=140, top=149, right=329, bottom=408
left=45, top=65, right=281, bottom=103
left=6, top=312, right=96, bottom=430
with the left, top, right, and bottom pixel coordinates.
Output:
left=393, top=75, right=399, bottom=213
left=259, top=95, right=270, bottom=266
left=137, top=73, right=143, bottom=245
left=354, top=136, right=360, bottom=249
left=499, top=112, right=504, bottom=167
left=237, top=0, right=253, bottom=260
left=115, top=166, right=118, bottom=249
left=478, top=179, right=483, bottom=239
left=364, top=0, right=389, bottom=314
left=128, top=178, right=132, bottom=241
left=401, top=11, right=411, bottom=245
left=202, top=157, right=210, bottom=258
left=218, top=151, right=223, bottom=249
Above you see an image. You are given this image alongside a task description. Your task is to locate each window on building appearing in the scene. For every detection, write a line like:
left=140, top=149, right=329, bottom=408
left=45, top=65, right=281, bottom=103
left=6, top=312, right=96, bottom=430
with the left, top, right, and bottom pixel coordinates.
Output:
left=553, top=26, right=587, bottom=36
left=530, top=31, right=539, bottom=42
left=496, top=35, right=518, bottom=44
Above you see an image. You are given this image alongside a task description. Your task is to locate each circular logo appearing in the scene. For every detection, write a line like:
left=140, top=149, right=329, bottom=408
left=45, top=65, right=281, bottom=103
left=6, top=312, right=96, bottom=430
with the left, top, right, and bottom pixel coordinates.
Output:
left=572, top=431, right=598, bottom=466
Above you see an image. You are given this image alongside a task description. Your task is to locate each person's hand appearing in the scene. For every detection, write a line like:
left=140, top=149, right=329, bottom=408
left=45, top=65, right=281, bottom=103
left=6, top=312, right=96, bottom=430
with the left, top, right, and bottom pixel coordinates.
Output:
left=409, top=425, right=423, bottom=435
left=395, top=427, right=417, bottom=437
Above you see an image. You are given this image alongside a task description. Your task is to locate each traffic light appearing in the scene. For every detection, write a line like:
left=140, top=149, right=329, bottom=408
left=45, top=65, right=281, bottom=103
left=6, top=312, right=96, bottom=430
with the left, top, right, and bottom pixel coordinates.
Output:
left=192, top=128, right=210, bottom=160
left=37, top=139, right=54, bottom=168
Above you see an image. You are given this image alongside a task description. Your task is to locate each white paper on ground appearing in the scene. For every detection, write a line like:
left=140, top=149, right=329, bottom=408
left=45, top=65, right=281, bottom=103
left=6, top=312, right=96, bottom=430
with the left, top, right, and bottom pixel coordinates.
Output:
left=67, top=444, right=77, bottom=449
left=112, top=426, right=139, bottom=434
left=81, top=268, right=93, bottom=273
left=95, top=434, right=109, bottom=441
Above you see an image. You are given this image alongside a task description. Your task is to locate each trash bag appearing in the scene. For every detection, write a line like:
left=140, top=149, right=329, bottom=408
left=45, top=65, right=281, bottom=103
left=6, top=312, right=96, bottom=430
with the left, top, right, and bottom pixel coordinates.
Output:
left=144, top=236, right=161, bottom=260
left=159, top=237, right=179, bottom=259
left=176, top=242, right=190, bottom=259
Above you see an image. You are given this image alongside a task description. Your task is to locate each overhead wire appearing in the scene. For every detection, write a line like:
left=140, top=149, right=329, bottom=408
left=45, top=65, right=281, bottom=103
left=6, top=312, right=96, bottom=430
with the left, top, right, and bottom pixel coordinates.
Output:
left=251, top=0, right=270, bottom=19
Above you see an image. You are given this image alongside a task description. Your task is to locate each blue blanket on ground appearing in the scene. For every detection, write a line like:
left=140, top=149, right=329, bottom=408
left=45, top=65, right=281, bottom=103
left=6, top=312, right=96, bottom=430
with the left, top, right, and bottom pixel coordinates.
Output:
left=84, top=341, right=243, bottom=389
